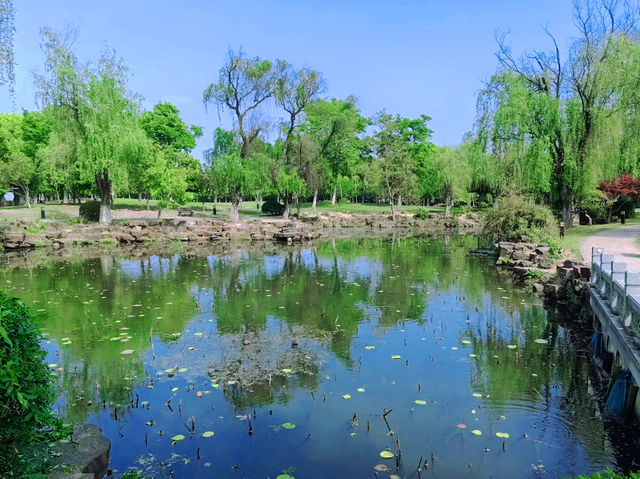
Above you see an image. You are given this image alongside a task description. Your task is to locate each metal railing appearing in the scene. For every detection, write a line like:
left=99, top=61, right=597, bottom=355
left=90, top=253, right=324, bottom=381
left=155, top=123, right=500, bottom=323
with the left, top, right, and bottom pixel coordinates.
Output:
left=592, top=247, right=640, bottom=334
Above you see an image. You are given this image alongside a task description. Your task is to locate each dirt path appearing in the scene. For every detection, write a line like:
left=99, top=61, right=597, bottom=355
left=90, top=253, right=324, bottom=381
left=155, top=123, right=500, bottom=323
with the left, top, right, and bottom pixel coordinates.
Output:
left=580, top=224, right=640, bottom=271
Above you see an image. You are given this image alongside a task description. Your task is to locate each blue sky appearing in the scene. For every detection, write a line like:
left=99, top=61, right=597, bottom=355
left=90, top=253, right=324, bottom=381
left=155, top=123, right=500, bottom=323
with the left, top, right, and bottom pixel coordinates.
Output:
left=6, top=0, right=576, bottom=158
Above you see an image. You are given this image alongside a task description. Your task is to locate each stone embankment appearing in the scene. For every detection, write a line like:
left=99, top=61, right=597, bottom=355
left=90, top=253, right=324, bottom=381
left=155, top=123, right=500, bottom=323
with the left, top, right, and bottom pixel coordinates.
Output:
left=48, top=424, right=110, bottom=479
left=494, top=240, right=591, bottom=302
left=1, top=212, right=480, bottom=251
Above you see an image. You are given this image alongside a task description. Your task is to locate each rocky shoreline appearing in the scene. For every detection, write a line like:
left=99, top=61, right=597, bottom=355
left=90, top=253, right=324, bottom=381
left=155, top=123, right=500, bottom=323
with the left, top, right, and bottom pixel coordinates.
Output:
left=0, top=212, right=480, bottom=251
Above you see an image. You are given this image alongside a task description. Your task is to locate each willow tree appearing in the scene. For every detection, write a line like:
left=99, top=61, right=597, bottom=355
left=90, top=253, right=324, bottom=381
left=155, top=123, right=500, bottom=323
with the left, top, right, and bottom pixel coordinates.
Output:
left=203, top=50, right=286, bottom=220
left=0, top=0, right=15, bottom=98
left=476, top=0, right=640, bottom=226
left=35, top=28, right=148, bottom=223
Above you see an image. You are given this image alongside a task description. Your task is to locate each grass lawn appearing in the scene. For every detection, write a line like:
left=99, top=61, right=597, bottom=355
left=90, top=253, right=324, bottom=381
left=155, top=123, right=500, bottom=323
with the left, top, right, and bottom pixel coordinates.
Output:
left=1, top=198, right=472, bottom=222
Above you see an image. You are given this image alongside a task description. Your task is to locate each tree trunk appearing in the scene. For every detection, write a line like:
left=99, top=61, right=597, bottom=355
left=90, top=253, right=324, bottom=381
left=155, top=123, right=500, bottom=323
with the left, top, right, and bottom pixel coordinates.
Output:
left=229, top=192, right=241, bottom=222
left=23, top=186, right=31, bottom=208
left=138, top=191, right=143, bottom=202
left=397, top=195, right=402, bottom=207
left=146, top=196, right=150, bottom=211
left=63, top=189, right=69, bottom=205
left=157, top=208, right=162, bottom=220
left=296, top=196, right=301, bottom=216
left=331, top=183, right=337, bottom=205
left=389, top=199, right=396, bottom=222
left=282, top=200, right=291, bottom=220
left=202, top=201, right=206, bottom=212
left=312, top=190, right=318, bottom=209
left=96, top=169, right=113, bottom=225
left=444, top=186, right=452, bottom=217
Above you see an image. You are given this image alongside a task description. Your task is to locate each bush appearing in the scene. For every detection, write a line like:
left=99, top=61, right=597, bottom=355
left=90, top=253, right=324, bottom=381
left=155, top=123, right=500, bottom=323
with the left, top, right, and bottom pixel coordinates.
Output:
left=413, top=208, right=431, bottom=220
left=261, top=199, right=285, bottom=216
left=79, top=200, right=101, bottom=222
left=0, top=291, right=56, bottom=477
left=612, top=196, right=636, bottom=221
left=483, top=195, right=559, bottom=243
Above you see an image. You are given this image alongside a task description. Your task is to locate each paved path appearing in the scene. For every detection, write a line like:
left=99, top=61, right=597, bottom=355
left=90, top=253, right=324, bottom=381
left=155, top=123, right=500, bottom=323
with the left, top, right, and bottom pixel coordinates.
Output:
left=580, top=225, right=640, bottom=271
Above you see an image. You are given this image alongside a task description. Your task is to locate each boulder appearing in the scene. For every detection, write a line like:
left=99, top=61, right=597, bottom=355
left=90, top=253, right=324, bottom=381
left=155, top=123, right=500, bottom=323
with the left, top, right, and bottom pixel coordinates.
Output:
left=532, top=282, right=544, bottom=294
left=49, top=424, right=110, bottom=479
left=535, top=256, right=555, bottom=269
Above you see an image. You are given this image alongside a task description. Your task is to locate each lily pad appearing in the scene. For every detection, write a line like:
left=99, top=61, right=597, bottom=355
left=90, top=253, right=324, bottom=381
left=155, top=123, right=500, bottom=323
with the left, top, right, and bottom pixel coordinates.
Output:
left=391, top=355, right=402, bottom=360
left=471, top=429, right=482, bottom=435
left=171, top=434, right=185, bottom=442
left=178, top=368, right=188, bottom=373
left=342, top=394, right=351, bottom=399
left=472, top=393, right=483, bottom=398
left=461, top=340, right=471, bottom=345
left=534, top=338, right=549, bottom=344
left=171, top=387, right=179, bottom=392
left=120, top=349, right=134, bottom=355
left=507, top=344, right=517, bottom=349
left=365, top=345, right=375, bottom=350
left=380, top=450, right=394, bottom=459
left=282, top=368, right=293, bottom=374
left=357, top=388, right=366, bottom=392
left=414, top=399, right=427, bottom=405
left=202, top=431, right=215, bottom=438
left=457, top=423, right=467, bottom=429
left=281, top=422, right=296, bottom=430
left=496, top=432, right=510, bottom=439
left=276, top=475, right=295, bottom=479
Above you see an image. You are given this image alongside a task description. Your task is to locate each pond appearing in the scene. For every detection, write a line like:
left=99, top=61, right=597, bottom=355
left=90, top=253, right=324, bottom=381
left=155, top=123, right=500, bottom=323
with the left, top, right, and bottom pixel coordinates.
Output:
left=1, top=235, right=638, bottom=478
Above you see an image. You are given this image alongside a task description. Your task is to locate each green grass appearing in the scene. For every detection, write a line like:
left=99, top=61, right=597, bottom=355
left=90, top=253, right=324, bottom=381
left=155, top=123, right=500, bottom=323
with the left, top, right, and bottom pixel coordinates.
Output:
left=0, top=198, right=475, bottom=222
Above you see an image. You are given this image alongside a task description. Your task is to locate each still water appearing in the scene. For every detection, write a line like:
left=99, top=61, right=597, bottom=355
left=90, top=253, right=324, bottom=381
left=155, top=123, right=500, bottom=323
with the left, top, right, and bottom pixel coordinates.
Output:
left=1, top=236, right=635, bottom=478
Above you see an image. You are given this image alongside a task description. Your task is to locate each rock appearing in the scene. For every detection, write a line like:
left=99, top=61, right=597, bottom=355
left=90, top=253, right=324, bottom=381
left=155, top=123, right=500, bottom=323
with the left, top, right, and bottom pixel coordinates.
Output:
left=49, top=424, right=110, bottom=479
left=558, top=267, right=574, bottom=279
left=512, top=250, right=531, bottom=261
left=535, top=246, right=550, bottom=255
left=532, top=282, right=544, bottom=294
left=520, top=234, right=531, bottom=242
left=543, top=283, right=559, bottom=299
left=536, top=256, right=555, bottom=269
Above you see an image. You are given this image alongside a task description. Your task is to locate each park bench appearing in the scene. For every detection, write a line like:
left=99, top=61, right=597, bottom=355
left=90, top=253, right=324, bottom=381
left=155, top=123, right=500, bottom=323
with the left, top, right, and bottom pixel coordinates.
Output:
left=177, top=208, right=194, bottom=217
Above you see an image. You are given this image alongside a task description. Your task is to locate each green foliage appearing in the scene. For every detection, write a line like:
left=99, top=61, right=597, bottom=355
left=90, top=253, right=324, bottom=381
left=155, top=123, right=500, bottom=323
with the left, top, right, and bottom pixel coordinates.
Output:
left=262, top=199, right=285, bottom=216
left=0, top=291, right=56, bottom=478
left=483, top=195, right=559, bottom=243
left=79, top=200, right=101, bottom=222
left=141, top=102, right=202, bottom=153
left=570, top=471, right=640, bottom=479
left=413, top=208, right=432, bottom=220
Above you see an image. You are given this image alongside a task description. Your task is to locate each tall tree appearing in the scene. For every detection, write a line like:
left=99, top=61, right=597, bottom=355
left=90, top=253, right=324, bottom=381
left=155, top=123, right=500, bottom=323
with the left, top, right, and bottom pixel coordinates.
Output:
left=302, top=97, right=367, bottom=204
left=0, top=0, right=15, bottom=98
left=477, top=0, right=640, bottom=226
left=203, top=50, right=286, bottom=219
left=140, top=102, right=202, bottom=153
left=0, top=113, right=33, bottom=206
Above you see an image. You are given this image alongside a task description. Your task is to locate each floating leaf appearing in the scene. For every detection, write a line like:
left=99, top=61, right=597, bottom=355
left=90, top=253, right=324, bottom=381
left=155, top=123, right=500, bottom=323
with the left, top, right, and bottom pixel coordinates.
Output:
left=461, top=340, right=471, bottom=345
left=342, top=394, right=351, bottom=399
left=380, top=451, right=394, bottom=459
left=374, top=464, right=390, bottom=472
left=534, top=339, right=548, bottom=344
left=507, top=345, right=517, bottom=349
left=48, top=363, right=57, bottom=368
left=499, top=415, right=506, bottom=420
left=194, top=332, right=203, bottom=336
left=414, top=400, right=427, bottom=405
left=120, top=349, right=134, bottom=355
left=171, top=434, right=185, bottom=442
left=178, top=368, right=188, bottom=373
left=496, top=432, right=510, bottom=439
left=472, top=393, right=483, bottom=398
left=171, top=387, right=179, bottom=392
left=140, top=401, right=149, bottom=406
left=391, top=355, right=402, bottom=360
left=451, top=347, right=459, bottom=350
left=282, top=368, right=292, bottom=374
left=276, top=475, right=295, bottom=479
left=365, top=345, right=375, bottom=350
left=357, top=388, right=366, bottom=393
left=202, top=431, right=215, bottom=438
left=281, top=422, right=296, bottom=430
left=211, top=383, right=220, bottom=388
left=469, top=354, right=477, bottom=358
left=471, top=429, right=482, bottom=436
left=457, top=424, right=467, bottom=429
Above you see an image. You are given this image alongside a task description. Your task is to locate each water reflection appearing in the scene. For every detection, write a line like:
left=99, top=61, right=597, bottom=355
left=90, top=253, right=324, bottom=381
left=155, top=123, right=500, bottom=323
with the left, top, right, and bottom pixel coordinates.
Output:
left=1, top=236, right=637, bottom=478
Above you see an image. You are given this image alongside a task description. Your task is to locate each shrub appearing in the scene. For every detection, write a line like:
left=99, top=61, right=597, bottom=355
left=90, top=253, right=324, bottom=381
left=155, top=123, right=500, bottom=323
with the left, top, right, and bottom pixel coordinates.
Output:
left=612, top=196, right=636, bottom=220
left=413, top=208, right=431, bottom=220
left=482, top=195, right=559, bottom=243
left=79, top=200, right=101, bottom=222
left=261, top=199, right=285, bottom=216
left=0, top=291, right=56, bottom=477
